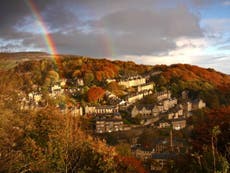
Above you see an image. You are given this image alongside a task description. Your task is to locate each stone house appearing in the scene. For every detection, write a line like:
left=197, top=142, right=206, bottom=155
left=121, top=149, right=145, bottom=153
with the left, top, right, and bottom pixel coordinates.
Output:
left=152, top=105, right=162, bottom=116
left=105, top=91, right=122, bottom=105
left=155, top=90, right=171, bottom=101
left=171, top=119, right=186, bottom=130
left=85, top=105, right=119, bottom=115
left=77, top=78, right=84, bottom=86
left=192, top=99, right=206, bottom=110
left=151, top=152, right=177, bottom=171
left=143, top=90, right=153, bottom=96
left=182, top=99, right=205, bottom=113
left=183, top=101, right=193, bottom=112
left=106, top=78, right=116, bottom=83
left=162, top=98, right=177, bottom=111
left=131, top=103, right=166, bottom=118
left=96, top=119, right=124, bottom=133
left=126, top=93, right=144, bottom=104
left=158, top=121, right=170, bottom=128
left=137, top=83, right=154, bottom=92
left=132, top=102, right=167, bottom=118
left=126, top=90, right=153, bottom=104
left=118, top=76, right=146, bottom=88
left=20, top=96, right=43, bottom=110
left=50, top=83, right=64, bottom=97
left=70, top=106, right=83, bottom=116
left=60, top=105, right=83, bottom=116
left=134, top=149, right=152, bottom=160
left=131, top=105, right=154, bottom=118
left=168, top=106, right=184, bottom=120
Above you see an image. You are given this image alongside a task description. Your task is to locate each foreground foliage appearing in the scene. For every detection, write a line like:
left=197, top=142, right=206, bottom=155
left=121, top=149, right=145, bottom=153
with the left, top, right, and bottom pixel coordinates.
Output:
left=172, top=106, right=230, bottom=173
left=0, top=104, right=146, bottom=173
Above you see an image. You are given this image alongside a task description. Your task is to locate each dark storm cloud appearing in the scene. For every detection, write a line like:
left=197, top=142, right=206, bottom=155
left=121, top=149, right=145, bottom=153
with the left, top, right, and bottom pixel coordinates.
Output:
left=21, top=34, right=47, bottom=48
left=51, top=31, right=110, bottom=57
left=41, top=1, right=80, bottom=31
left=52, top=4, right=203, bottom=56
left=0, top=1, right=43, bottom=39
left=0, top=0, right=79, bottom=52
left=0, top=0, right=76, bottom=34
left=98, top=7, right=202, bottom=38
left=0, top=0, right=53, bottom=30
left=1, top=0, right=204, bottom=56
left=55, top=5, right=202, bottom=56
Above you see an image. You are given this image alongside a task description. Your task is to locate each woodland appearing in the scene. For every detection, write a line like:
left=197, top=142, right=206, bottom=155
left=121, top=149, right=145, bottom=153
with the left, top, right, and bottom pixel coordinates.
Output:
left=0, top=53, right=229, bottom=172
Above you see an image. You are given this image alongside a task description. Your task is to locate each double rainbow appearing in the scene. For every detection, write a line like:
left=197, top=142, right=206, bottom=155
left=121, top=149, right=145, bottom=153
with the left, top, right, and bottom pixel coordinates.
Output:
left=25, top=0, right=63, bottom=76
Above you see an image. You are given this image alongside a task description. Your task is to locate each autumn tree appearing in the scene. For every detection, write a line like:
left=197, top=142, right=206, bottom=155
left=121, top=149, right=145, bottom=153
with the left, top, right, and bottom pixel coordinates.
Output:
left=0, top=104, right=132, bottom=172
left=72, top=69, right=81, bottom=79
left=115, top=156, right=147, bottom=173
left=190, top=106, right=230, bottom=172
left=87, top=86, right=105, bottom=103
left=84, top=72, right=94, bottom=86
left=115, top=143, right=132, bottom=157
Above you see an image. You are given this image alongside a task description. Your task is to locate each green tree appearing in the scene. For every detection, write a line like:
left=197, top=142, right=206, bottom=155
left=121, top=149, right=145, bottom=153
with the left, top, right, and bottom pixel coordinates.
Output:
left=116, top=143, right=132, bottom=156
left=84, top=72, right=94, bottom=86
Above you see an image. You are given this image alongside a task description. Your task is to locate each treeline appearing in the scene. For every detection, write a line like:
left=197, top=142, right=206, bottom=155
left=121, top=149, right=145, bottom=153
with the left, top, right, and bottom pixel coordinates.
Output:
left=172, top=106, right=230, bottom=173
left=151, top=64, right=230, bottom=108
left=0, top=103, right=146, bottom=173
left=2, top=55, right=230, bottom=107
left=12, top=56, right=152, bottom=87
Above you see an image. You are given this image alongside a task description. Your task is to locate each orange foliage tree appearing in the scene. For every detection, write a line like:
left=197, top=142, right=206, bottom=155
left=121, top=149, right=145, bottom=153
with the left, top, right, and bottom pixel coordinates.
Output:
left=87, top=86, right=105, bottom=103
left=191, top=106, right=230, bottom=161
left=115, top=156, right=147, bottom=173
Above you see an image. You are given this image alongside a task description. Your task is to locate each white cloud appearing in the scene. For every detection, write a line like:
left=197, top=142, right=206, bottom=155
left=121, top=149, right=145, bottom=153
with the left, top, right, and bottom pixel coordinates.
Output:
left=118, top=37, right=207, bottom=64
left=202, top=18, right=230, bottom=34
left=114, top=37, right=230, bottom=74
left=222, top=1, right=230, bottom=6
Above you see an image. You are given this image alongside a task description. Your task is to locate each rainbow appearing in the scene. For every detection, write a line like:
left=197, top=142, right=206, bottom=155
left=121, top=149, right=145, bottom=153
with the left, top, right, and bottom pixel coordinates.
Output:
left=86, top=8, right=116, bottom=58
left=101, top=29, right=114, bottom=58
left=99, top=19, right=116, bottom=58
left=25, top=0, right=63, bottom=76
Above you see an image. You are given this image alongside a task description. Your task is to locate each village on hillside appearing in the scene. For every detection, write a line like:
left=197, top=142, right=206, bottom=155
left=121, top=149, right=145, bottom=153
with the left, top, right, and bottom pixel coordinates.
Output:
left=17, top=72, right=206, bottom=171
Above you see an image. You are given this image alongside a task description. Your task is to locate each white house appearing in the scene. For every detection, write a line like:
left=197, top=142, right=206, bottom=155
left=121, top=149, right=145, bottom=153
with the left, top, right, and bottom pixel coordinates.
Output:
left=118, top=76, right=146, bottom=88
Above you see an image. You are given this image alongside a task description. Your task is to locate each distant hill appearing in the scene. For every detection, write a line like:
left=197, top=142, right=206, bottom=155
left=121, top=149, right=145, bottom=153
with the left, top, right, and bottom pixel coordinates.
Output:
left=1, top=51, right=230, bottom=107
left=156, top=64, right=230, bottom=90
left=0, top=52, right=52, bottom=70
left=151, top=64, right=230, bottom=107
left=0, top=52, right=51, bottom=60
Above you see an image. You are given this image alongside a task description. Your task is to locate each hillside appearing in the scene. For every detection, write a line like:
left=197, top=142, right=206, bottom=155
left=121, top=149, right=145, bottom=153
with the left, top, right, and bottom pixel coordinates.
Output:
left=161, top=64, right=230, bottom=90
left=0, top=52, right=229, bottom=172
left=0, top=52, right=51, bottom=70
left=1, top=52, right=230, bottom=108
left=0, top=52, right=50, bottom=60
left=150, top=64, right=230, bottom=108
left=0, top=52, right=149, bottom=173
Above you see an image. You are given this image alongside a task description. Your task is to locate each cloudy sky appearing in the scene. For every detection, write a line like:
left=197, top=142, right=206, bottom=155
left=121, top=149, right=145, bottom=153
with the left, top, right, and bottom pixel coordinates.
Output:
left=1, top=0, right=230, bottom=74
